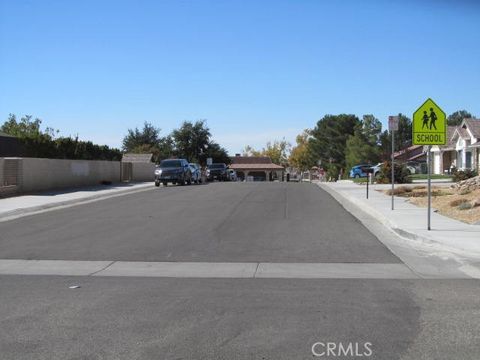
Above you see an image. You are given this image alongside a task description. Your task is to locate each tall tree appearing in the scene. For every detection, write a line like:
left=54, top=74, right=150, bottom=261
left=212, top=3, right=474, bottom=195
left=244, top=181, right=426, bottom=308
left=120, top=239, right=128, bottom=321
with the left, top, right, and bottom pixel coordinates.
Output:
left=122, top=122, right=173, bottom=162
left=242, top=139, right=290, bottom=165
left=122, top=122, right=161, bottom=151
left=263, top=139, right=290, bottom=165
left=171, top=120, right=211, bottom=162
left=345, top=115, right=382, bottom=170
left=289, top=130, right=316, bottom=171
left=1, top=114, right=56, bottom=139
left=361, top=114, right=382, bottom=145
left=202, top=142, right=231, bottom=165
left=447, top=110, right=473, bottom=126
left=379, top=113, right=412, bottom=158
left=309, top=114, right=360, bottom=171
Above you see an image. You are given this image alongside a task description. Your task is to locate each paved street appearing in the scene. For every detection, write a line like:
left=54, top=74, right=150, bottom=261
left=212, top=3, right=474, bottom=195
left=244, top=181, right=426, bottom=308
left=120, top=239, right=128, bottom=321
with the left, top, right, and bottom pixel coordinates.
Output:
left=0, top=182, right=398, bottom=263
left=1, top=182, right=479, bottom=359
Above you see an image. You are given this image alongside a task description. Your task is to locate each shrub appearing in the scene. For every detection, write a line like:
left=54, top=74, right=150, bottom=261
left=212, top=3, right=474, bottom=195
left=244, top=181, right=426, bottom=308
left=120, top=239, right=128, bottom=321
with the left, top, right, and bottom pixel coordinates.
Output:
left=449, top=199, right=468, bottom=207
left=458, top=188, right=472, bottom=195
left=458, top=202, right=473, bottom=210
left=452, top=168, right=477, bottom=182
left=386, top=188, right=406, bottom=195
left=377, top=161, right=412, bottom=184
left=409, top=191, right=428, bottom=197
left=326, top=167, right=339, bottom=182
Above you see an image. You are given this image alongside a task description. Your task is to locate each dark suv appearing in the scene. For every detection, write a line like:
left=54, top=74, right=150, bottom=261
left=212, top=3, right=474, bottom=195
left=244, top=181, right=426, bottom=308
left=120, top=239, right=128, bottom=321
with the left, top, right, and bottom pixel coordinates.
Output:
left=206, top=163, right=228, bottom=181
left=155, top=159, right=192, bottom=186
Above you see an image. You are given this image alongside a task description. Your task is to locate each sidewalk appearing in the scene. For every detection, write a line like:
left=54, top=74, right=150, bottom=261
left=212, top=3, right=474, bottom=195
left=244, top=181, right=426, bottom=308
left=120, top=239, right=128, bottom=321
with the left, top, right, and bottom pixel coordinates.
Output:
left=318, top=181, right=480, bottom=258
left=0, top=182, right=152, bottom=222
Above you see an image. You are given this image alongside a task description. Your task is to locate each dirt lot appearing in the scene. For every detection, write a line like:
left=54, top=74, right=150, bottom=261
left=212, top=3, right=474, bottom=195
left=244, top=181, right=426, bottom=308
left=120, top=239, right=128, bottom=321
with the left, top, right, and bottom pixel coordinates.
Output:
left=380, top=185, right=480, bottom=224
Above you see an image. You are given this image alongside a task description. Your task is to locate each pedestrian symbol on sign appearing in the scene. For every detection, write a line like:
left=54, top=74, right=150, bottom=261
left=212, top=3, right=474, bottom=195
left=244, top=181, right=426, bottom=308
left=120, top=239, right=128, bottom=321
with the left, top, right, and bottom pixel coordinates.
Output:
left=429, top=108, right=437, bottom=130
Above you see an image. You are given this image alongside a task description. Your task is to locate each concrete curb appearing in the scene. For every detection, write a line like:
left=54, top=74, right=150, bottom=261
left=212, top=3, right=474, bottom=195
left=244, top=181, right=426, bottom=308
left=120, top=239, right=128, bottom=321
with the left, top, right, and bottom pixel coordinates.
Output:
left=0, top=183, right=153, bottom=222
left=318, top=183, right=480, bottom=258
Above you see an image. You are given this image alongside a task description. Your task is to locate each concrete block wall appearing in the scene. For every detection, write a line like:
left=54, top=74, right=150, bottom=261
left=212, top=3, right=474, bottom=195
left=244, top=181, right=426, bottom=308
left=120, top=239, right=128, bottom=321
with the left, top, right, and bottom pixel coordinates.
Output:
left=131, top=162, right=155, bottom=182
left=20, top=158, right=121, bottom=192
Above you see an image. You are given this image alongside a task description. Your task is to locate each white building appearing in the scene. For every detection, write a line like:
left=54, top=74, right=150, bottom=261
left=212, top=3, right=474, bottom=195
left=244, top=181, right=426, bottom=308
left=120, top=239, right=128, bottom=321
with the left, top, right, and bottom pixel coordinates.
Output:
left=430, top=118, right=480, bottom=175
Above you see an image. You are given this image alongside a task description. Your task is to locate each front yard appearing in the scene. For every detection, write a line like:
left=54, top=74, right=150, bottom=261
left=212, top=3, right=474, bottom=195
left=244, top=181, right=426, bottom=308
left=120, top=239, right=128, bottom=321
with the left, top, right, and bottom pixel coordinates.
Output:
left=380, top=185, right=480, bottom=225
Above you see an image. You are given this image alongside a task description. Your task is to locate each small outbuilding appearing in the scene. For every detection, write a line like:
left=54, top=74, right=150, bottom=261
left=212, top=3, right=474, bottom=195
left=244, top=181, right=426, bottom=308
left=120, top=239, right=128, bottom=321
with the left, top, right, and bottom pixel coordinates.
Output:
left=120, top=153, right=154, bottom=182
left=229, top=155, right=284, bottom=181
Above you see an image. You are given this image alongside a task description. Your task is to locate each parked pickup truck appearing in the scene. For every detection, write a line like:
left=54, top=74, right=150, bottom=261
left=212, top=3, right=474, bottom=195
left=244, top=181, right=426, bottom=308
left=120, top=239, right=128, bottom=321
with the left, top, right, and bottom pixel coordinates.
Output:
left=206, top=163, right=228, bottom=181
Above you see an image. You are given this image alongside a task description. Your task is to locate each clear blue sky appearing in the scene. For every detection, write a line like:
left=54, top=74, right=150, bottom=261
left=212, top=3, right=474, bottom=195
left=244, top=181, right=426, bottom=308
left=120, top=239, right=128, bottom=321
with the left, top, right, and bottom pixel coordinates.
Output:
left=1, top=0, right=479, bottom=154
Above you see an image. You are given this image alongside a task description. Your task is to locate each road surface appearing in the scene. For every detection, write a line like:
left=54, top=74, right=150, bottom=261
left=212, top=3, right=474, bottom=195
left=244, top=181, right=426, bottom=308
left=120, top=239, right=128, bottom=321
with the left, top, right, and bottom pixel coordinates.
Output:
left=0, top=182, right=479, bottom=359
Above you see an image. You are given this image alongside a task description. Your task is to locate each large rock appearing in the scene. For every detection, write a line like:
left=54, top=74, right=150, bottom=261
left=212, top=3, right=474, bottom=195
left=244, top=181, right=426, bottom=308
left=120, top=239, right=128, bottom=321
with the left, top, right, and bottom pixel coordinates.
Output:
left=472, top=197, right=480, bottom=208
left=451, top=175, right=480, bottom=192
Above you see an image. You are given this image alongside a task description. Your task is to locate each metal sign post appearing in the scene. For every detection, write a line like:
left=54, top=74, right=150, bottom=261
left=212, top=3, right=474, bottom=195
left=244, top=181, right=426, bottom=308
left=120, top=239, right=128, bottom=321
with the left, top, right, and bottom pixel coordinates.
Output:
left=388, top=116, right=399, bottom=210
left=427, top=145, right=432, bottom=230
left=412, top=99, right=446, bottom=231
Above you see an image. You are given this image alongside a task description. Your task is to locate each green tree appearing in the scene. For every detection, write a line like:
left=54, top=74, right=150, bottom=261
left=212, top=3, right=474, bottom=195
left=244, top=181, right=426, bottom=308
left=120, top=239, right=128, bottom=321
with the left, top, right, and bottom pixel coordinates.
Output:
left=345, top=115, right=382, bottom=170
left=263, top=139, right=290, bottom=165
left=122, top=122, right=162, bottom=151
left=242, top=139, right=290, bottom=165
left=171, top=120, right=211, bottom=162
left=1, top=114, right=56, bottom=139
left=122, top=122, right=174, bottom=162
left=289, top=130, right=315, bottom=171
left=2, top=114, right=121, bottom=160
left=361, top=114, right=382, bottom=145
left=309, top=114, right=360, bottom=174
left=447, top=110, right=473, bottom=126
left=379, top=113, right=412, bottom=157
left=202, top=142, right=231, bottom=165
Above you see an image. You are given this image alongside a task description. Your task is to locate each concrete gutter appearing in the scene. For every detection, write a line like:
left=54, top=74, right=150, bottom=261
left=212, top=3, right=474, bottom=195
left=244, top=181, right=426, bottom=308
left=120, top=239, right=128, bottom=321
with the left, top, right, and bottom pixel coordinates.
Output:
left=318, top=181, right=480, bottom=258
left=0, top=182, right=153, bottom=222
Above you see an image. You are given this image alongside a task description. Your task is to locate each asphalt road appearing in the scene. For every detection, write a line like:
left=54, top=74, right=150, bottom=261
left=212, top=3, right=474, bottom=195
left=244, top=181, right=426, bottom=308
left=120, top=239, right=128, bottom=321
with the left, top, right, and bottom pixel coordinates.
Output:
left=0, top=182, right=399, bottom=263
left=0, top=182, right=479, bottom=359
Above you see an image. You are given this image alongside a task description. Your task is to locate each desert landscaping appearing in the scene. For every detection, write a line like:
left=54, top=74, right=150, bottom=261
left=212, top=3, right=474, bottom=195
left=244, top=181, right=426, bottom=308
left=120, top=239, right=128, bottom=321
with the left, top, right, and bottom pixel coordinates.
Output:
left=381, top=176, right=480, bottom=225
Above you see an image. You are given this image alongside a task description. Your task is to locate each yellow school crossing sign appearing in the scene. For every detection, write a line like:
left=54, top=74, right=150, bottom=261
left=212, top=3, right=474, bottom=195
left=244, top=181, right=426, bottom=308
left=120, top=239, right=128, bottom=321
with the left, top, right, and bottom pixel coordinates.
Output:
left=412, top=98, right=446, bottom=145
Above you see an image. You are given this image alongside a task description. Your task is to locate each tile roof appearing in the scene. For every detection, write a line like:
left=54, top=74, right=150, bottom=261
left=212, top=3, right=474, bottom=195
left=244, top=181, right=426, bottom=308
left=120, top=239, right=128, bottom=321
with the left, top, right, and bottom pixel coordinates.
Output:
left=230, top=156, right=273, bottom=164
left=229, top=163, right=284, bottom=170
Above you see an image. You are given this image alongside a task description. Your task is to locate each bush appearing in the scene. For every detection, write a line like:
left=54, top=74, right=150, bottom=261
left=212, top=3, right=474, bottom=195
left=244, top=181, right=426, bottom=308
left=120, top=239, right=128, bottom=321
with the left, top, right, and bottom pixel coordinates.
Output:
left=449, top=199, right=468, bottom=207
left=326, top=167, right=339, bottom=182
left=458, top=202, right=473, bottom=210
left=377, top=161, right=412, bottom=184
left=452, top=168, right=477, bottom=182
left=386, top=188, right=406, bottom=195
